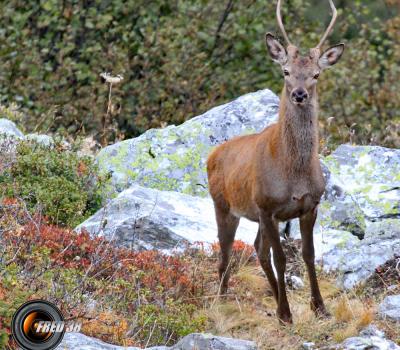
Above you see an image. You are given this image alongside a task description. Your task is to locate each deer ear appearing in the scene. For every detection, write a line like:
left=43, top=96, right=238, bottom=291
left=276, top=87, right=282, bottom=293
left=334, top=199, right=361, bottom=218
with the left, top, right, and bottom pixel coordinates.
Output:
left=318, top=44, right=345, bottom=70
left=265, top=33, right=287, bottom=65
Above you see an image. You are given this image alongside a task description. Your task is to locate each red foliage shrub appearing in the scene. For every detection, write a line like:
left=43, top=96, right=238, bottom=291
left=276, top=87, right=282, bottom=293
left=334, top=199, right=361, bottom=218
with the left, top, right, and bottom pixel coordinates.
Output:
left=1, top=221, right=202, bottom=299
left=212, top=240, right=254, bottom=257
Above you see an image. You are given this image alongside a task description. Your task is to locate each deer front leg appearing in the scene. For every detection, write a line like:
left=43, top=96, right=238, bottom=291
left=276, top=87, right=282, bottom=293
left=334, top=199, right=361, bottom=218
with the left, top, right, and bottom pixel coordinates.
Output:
left=299, top=208, right=329, bottom=317
left=215, top=206, right=240, bottom=295
left=259, top=212, right=292, bottom=324
left=254, top=228, right=279, bottom=301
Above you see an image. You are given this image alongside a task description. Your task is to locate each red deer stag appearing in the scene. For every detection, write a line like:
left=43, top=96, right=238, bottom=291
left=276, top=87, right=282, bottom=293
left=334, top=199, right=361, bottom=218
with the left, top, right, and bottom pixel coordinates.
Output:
left=207, top=0, right=344, bottom=324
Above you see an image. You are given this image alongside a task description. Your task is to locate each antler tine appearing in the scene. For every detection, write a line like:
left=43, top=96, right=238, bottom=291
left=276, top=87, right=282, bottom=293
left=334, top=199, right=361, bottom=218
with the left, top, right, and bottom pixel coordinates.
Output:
left=276, top=0, right=292, bottom=46
left=316, top=0, right=338, bottom=49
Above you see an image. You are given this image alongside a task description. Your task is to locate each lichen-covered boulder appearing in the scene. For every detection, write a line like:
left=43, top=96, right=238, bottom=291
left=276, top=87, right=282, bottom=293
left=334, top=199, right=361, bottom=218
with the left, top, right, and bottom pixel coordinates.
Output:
left=324, top=145, right=400, bottom=220
left=97, top=89, right=279, bottom=197
left=289, top=145, right=400, bottom=289
left=318, top=161, right=366, bottom=238
left=320, top=219, right=400, bottom=289
left=76, top=184, right=258, bottom=251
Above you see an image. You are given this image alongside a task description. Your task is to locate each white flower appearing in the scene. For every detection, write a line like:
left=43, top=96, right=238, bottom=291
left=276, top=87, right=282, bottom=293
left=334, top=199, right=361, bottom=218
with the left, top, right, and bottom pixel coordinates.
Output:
left=100, top=72, right=124, bottom=84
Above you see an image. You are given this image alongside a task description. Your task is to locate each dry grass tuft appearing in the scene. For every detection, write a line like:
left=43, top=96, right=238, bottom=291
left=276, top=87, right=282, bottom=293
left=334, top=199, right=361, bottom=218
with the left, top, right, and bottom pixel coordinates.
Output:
left=357, top=308, right=374, bottom=328
left=334, top=295, right=354, bottom=322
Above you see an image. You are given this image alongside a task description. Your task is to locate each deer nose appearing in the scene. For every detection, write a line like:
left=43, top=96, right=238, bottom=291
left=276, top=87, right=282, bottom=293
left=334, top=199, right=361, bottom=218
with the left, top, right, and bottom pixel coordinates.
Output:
left=291, top=88, right=308, bottom=103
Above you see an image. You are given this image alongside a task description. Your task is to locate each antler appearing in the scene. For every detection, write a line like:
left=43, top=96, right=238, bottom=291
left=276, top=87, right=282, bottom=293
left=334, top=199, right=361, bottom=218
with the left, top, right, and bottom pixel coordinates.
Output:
left=276, top=0, right=292, bottom=46
left=315, top=0, right=338, bottom=49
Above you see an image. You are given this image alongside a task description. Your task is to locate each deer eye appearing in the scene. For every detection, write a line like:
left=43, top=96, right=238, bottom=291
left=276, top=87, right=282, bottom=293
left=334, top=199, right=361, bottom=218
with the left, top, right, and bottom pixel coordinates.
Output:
left=283, top=70, right=290, bottom=76
left=313, top=73, right=320, bottom=79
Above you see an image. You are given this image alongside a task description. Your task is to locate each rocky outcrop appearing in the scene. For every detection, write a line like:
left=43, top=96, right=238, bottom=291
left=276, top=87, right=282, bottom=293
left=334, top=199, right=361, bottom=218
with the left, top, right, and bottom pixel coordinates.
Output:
left=76, top=184, right=258, bottom=251
left=58, top=332, right=257, bottom=350
left=96, top=89, right=279, bottom=197
left=379, top=295, right=400, bottom=322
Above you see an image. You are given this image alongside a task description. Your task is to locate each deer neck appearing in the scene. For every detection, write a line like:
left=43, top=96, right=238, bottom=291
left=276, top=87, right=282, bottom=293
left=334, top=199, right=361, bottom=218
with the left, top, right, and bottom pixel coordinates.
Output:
left=278, top=87, right=319, bottom=174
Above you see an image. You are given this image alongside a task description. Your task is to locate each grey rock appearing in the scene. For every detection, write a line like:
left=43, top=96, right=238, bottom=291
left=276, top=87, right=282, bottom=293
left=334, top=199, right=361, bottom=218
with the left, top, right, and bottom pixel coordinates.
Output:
left=96, top=89, right=279, bottom=197
left=58, top=333, right=132, bottom=350
left=58, top=332, right=257, bottom=350
left=338, top=325, right=400, bottom=350
left=302, top=342, right=315, bottom=350
left=76, top=184, right=258, bottom=251
left=0, top=118, right=55, bottom=149
left=379, top=295, right=400, bottom=322
left=290, top=275, right=305, bottom=290
left=0, top=118, right=24, bottom=138
left=58, top=332, right=165, bottom=350
left=172, top=333, right=257, bottom=350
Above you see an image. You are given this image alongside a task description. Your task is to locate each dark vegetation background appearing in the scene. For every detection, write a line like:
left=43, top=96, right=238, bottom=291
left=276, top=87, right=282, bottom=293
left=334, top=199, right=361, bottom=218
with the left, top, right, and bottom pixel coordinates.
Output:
left=0, top=0, right=399, bottom=148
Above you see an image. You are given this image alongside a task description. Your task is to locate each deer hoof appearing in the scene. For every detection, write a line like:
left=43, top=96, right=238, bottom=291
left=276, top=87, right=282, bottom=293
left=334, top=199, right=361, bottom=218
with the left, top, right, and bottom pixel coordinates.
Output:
left=311, top=301, right=331, bottom=318
left=277, top=311, right=293, bottom=325
left=218, top=285, right=228, bottom=296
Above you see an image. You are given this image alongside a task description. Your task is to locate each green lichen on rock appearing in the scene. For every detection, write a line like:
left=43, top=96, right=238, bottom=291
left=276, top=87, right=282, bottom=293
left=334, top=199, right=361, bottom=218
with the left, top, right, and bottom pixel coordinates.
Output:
left=327, top=145, right=400, bottom=219
left=96, top=122, right=213, bottom=197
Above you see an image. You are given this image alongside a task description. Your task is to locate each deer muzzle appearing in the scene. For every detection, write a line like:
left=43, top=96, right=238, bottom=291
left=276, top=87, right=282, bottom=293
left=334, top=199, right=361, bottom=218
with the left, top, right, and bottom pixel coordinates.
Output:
left=291, top=88, right=309, bottom=105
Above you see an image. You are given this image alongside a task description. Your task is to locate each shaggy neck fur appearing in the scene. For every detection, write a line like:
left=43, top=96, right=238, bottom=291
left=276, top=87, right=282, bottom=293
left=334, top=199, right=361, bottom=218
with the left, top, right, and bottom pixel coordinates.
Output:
left=278, top=87, right=319, bottom=174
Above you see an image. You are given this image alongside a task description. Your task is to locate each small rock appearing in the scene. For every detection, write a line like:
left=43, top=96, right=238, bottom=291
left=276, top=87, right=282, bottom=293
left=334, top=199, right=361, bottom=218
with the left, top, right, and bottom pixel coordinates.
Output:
left=379, top=295, right=400, bottom=322
left=302, top=342, right=315, bottom=349
left=26, top=133, right=54, bottom=147
left=290, top=275, right=305, bottom=290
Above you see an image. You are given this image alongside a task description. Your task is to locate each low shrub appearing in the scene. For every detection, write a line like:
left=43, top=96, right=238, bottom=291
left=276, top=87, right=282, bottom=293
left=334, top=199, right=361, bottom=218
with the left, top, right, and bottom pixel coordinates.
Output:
left=134, top=300, right=207, bottom=346
left=0, top=139, right=106, bottom=227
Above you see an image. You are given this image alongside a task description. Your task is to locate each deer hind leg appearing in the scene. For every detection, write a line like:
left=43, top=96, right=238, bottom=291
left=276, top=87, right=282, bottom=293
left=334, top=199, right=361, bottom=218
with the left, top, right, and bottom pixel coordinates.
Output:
left=259, top=211, right=292, bottom=324
left=215, top=206, right=240, bottom=295
left=254, top=228, right=278, bottom=301
left=300, top=208, right=329, bottom=317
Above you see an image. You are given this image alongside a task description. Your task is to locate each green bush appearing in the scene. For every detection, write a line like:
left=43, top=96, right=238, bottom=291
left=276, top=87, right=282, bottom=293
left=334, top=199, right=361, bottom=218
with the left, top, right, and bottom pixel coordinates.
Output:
left=0, top=139, right=105, bottom=227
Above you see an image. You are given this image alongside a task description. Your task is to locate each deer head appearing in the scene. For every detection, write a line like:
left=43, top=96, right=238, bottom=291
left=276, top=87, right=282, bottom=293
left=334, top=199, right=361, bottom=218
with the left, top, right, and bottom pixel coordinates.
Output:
left=266, top=0, right=344, bottom=107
